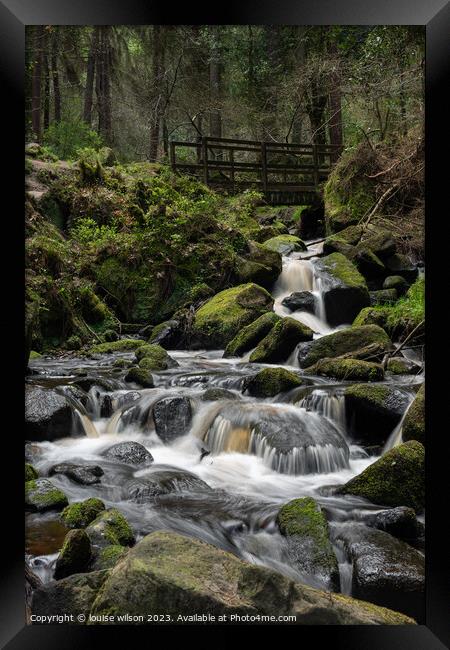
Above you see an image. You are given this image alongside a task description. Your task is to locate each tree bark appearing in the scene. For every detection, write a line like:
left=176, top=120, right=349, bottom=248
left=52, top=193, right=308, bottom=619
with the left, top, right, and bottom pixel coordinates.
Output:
left=83, top=27, right=99, bottom=125
left=43, top=43, right=50, bottom=132
left=51, top=28, right=61, bottom=122
left=31, top=26, right=44, bottom=141
left=327, top=37, right=343, bottom=163
left=96, top=27, right=112, bottom=144
left=149, top=25, right=165, bottom=162
left=209, top=26, right=222, bottom=145
left=262, top=26, right=281, bottom=140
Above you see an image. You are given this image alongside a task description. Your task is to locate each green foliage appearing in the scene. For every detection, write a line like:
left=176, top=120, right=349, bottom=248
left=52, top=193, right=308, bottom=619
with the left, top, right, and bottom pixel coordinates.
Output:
left=43, top=120, right=103, bottom=160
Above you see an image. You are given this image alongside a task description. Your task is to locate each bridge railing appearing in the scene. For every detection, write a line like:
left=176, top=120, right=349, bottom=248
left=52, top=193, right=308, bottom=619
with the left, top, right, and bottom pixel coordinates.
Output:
left=169, top=136, right=342, bottom=195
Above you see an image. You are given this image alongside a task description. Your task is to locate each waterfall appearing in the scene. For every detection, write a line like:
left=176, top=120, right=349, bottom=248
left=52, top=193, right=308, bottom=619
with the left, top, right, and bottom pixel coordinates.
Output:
left=382, top=391, right=416, bottom=453
left=298, top=388, right=347, bottom=433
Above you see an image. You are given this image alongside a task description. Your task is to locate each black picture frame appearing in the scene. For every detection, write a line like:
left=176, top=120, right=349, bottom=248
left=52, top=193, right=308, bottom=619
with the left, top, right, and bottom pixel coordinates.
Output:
left=1, top=0, right=448, bottom=647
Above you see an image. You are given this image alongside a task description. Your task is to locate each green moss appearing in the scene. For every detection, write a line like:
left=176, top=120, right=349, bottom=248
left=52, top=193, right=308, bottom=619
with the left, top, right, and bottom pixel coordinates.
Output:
left=298, top=324, right=391, bottom=368
left=261, top=234, right=306, bottom=254
left=387, top=357, right=414, bottom=375
left=369, top=290, right=398, bottom=306
left=250, top=317, right=313, bottom=363
left=113, top=357, right=133, bottom=369
left=96, top=545, right=128, bottom=570
left=124, top=366, right=154, bottom=387
left=224, top=311, right=280, bottom=357
left=344, top=383, right=390, bottom=408
left=25, top=463, right=38, bottom=482
left=317, top=252, right=367, bottom=290
left=193, top=283, right=274, bottom=348
left=338, top=440, right=425, bottom=512
left=353, top=306, right=390, bottom=330
left=89, top=339, right=146, bottom=354
left=66, top=335, right=82, bottom=350
left=402, top=384, right=425, bottom=445
left=54, top=529, right=92, bottom=579
left=383, top=275, right=409, bottom=295
left=244, top=367, right=303, bottom=397
left=86, top=508, right=135, bottom=547
left=25, top=478, right=68, bottom=512
left=29, top=350, right=42, bottom=359
left=60, top=498, right=106, bottom=529
left=305, top=358, right=384, bottom=382
left=135, top=343, right=171, bottom=370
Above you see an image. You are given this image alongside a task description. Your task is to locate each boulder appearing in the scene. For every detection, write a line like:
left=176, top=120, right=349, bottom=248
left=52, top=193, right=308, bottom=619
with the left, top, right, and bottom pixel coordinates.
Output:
left=90, top=545, right=128, bottom=571
left=235, top=241, right=282, bottom=288
left=387, top=357, right=418, bottom=375
left=25, top=385, right=73, bottom=442
left=135, top=344, right=178, bottom=370
left=350, top=245, right=385, bottom=280
left=153, top=396, right=192, bottom=443
left=369, top=289, right=397, bottom=306
left=314, top=253, right=370, bottom=326
left=336, top=524, right=424, bottom=622
left=124, top=367, right=154, bottom=388
left=261, top=234, right=306, bottom=254
left=281, top=291, right=316, bottom=314
left=305, top=358, right=384, bottom=382
left=323, top=225, right=396, bottom=262
left=25, top=463, right=38, bottom=482
left=297, top=324, right=392, bottom=368
left=277, top=497, right=339, bottom=590
left=250, top=317, right=313, bottom=363
left=49, top=463, right=104, bottom=485
left=366, top=506, right=424, bottom=543
left=402, top=384, right=425, bottom=445
left=88, top=339, right=146, bottom=355
left=192, top=283, right=274, bottom=349
left=223, top=311, right=280, bottom=357
left=54, top=530, right=92, bottom=580
left=86, top=508, right=135, bottom=550
left=25, top=478, right=68, bottom=512
left=353, top=306, right=390, bottom=331
left=60, top=498, right=106, bottom=529
left=201, top=388, right=240, bottom=401
left=337, top=441, right=425, bottom=512
left=148, top=320, right=182, bottom=349
left=385, top=254, right=418, bottom=282
left=124, top=468, right=212, bottom=502
left=103, top=441, right=153, bottom=467
left=244, top=367, right=303, bottom=398
left=344, top=384, right=410, bottom=445
left=383, top=275, right=409, bottom=296
left=89, top=531, right=413, bottom=624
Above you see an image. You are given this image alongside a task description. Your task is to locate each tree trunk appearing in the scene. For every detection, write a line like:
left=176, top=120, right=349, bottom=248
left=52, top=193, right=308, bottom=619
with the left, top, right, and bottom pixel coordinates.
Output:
left=43, top=45, right=50, bottom=132
left=149, top=25, right=165, bottom=162
left=51, top=28, right=61, bottom=122
left=96, top=27, right=112, bottom=145
left=327, top=38, right=343, bottom=163
left=209, top=26, right=222, bottom=146
left=83, top=27, right=99, bottom=125
left=31, top=26, right=44, bottom=141
left=262, top=26, right=281, bottom=140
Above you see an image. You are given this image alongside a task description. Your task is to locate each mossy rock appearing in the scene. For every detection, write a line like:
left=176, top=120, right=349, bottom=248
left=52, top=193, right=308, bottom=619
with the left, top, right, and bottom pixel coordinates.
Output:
left=25, top=463, right=39, bottom=482
left=261, top=234, right=306, bottom=254
left=235, top=241, right=282, bottom=289
left=124, top=367, right=154, bottom=388
left=201, top=388, right=240, bottom=401
left=387, top=357, right=417, bottom=375
left=244, top=367, right=303, bottom=398
left=353, top=306, right=390, bottom=331
left=383, top=275, right=409, bottom=296
left=86, top=508, right=135, bottom=549
left=305, top=358, right=384, bottom=382
left=402, top=384, right=425, bottom=445
left=337, top=441, right=425, bottom=512
left=102, top=329, right=119, bottom=343
left=135, top=343, right=177, bottom=370
left=60, top=498, right=106, bottom=529
left=25, top=478, right=68, bottom=512
left=89, top=339, right=146, bottom=354
left=250, top=317, right=313, bottom=364
left=344, top=383, right=410, bottom=445
left=314, top=253, right=370, bottom=326
left=385, top=254, right=418, bottom=283
left=323, top=226, right=363, bottom=254
left=54, top=529, right=92, bottom=580
left=369, top=289, right=398, bottom=306
left=148, top=319, right=182, bottom=349
left=29, top=351, right=42, bottom=360
left=112, top=357, right=133, bottom=369
left=66, top=335, right=82, bottom=351
left=91, top=544, right=128, bottom=571
left=223, top=311, right=280, bottom=357
left=277, top=497, right=339, bottom=591
left=192, top=283, right=274, bottom=349
left=297, top=324, right=392, bottom=368
left=350, top=245, right=385, bottom=281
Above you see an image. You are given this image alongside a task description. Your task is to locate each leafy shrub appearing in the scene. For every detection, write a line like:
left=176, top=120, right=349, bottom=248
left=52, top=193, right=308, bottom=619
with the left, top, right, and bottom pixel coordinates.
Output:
left=43, top=120, right=103, bottom=160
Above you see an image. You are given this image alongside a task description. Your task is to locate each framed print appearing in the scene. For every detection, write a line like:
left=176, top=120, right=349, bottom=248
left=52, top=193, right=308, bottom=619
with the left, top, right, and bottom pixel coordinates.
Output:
left=0, top=0, right=448, bottom=647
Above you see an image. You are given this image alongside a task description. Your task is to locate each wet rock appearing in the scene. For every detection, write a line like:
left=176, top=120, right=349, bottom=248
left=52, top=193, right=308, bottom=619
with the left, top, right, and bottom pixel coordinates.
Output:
left=89, top=531, right=414, bottom=624
left=63, top=384, right=90, bottom=408
left=277, top=497, right=339, bottom=591
left=344, top=384, right=410, bottom=445
left=25, top=385, right=73, bottom=442
left=385, top=254, right=418, bottom=282
left=25, top=478, right=68, bottom=512
left=90, top=545, right=128, bottom=571
left=54, top=530, right=92, bottom=580
left=103, top=441, right=153, bottom=467
left=281, top=291, right=317, bottom=314
left=124, top=367, right=154, bottom=387
left=72, top=376, right=114, bottom=393
left=351, top=245, right=385, bottom=281
left=60, top=498, right=106, bottom=529
left=314, top=253, right=370, bottom=326
left=305, top=357, right=384, bottom=382
left=135, top=344, right=178, bottom=370
left=336, top=523, right=425, bottom=622
left=369, top=289, right=398, bottom=306
left=125, top=468, right=212, bottom=502
left=244, top=367, right=303, bottom=398
left=201, top=388, right=240, bottom=401
left=235, top=241, right=282, bottom=289
left=366, top=507, right=424, bottom=543
left=223, top=311, right=280, bottom=358
left=153, top=396, right=192, bottom=443
left=297, top=324, right=392, bottom=368
left=112, top=357, right=133, bottom=369
left=148, top=319, right=182, bottom=348
left=387, top=357, right=418, bottom=375
left=337, top=441, right=425, bottom=512
left=100, top=394, right=113, bottom=418
left=250, top=317, right=313, bottom=363
left=31, top=570, right=110, bottom=623
left=261, top=234, right=306, bottom=254
left=383, top=275, right=409, bottom=296
left=25, top=463, right=39, bottom=482
left=191, top=283, right=274, bottom=349
left=49, top=463, right=104, bottom=485
left=402, top=384, right=425, bottom=445
left=86, top=508, right=135, bottom=550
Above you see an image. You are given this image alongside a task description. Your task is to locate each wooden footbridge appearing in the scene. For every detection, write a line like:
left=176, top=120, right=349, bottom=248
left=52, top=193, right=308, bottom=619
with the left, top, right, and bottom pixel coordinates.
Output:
left=169, top=136, right=342, bottom=204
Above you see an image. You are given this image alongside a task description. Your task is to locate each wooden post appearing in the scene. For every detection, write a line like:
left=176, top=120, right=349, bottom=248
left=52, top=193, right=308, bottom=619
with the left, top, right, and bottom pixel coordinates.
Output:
left=169, top=141, right=176, bottom=171
left=261, top=142, right=268, bottom=193
left=202, top=137, right=208, bottom=185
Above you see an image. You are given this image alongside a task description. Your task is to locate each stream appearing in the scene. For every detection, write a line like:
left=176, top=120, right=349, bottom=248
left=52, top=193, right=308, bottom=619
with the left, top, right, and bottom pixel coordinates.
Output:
left=25, top=238, right=424, bottom=596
